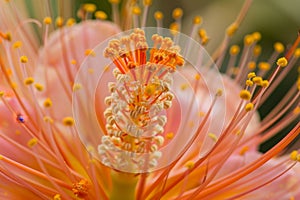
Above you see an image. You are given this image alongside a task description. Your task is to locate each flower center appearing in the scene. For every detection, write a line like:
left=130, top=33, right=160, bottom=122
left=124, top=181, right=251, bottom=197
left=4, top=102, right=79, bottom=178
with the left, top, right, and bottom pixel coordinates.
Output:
left=98, top=28, right=184, bottom=173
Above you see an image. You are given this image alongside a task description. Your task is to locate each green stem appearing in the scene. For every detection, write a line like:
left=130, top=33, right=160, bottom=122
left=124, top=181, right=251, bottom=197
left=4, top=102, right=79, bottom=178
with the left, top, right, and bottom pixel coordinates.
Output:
left=110, top=171, right=139, bottom=200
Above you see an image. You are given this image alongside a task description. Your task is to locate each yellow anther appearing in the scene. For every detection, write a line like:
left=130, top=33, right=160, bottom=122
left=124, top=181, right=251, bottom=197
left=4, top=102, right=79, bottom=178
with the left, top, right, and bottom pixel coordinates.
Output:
left=53, top=194, right=61, bottom=200
left=166, top=132, right=174, bottom=139
left=216, top=89, right=223, bottom=97
left=0, top=91, right=4, bottom=97
left=245, top=103, right=254, bottom=112
left=239, top=90, right=251, bottom=100
left=180, top=83, right=188, bottom=90
left=145, top=84, right=156, bottom=96
left=20, top=56, right=28, bottom=63
left=247, top=72, right=256, bottom=79
left=43, top=98, right=52, bottom=108
left=0, top=32, right=11, bottom=41
left=95, top=11, right=107, bottom=20
left=108, top=0, right=120, bottom=4
left=253, top=45, right=261, bottom=56
left=261, top=80, right=269, bottom=87
left=193, top=16, right=202, bottom=24
left=24, top=77, right=34, bottom=85
left=276, top=57, right=288, bottom=67
left=84, top=49, right=95, bottom=56
left=0, top=155, right=3, bottom=160
left=247, top=62, right=256, bottom=70
left=13, top=41, right=22, bottom=48
left=244, top=34, right=254, bottom=46
left=27, top=138, right=38, bottom=148
left=246, top=80, right=253, bottom=87
left=71, top=59, right=77, bottom=65
left=88, top=68, right=94, bottom=74
left=172, top=8, right=183, bottom=19
left=43, top=17, right=52, bottom=24
left=290, top=150, right=298, bottom=161
left=185, top=160, right=195, bottom=169
left=170, top=22, right=179, bottom=33
left=44, top=116, right=53, bottom=123
left=294, top=48, right=300, bottom=58
left=239, top=146, right=249, bottom=156
left=226, top=23, right=238, bottom=37
left=72, top=179, right=89, bottom=198
left=66, top=18, right=76, bottom=26
left=73, top=83, right=82, bottom=91
left=34, top=83, right=44, bottom=91
left=132, top=6, right=141, bottom=15
left=230, top=45, right=240, bottom=55
left=198, top=111, right=206, bottom=117
left=252, top=32, right=261, bottom=41
left=252, top=76, right=263, bottom=85
left=83, top=4, right=97, bottom=13
left=63, top=117, right=74, bottom=126
left=208, top=132, right=218, bottom=142
left=143, top=0, right=152, bottom=6
left=154, top=11, right=163, bottom=20
left=274, top=42, right=284, bottom=53
left=194, top=73, right=201, bottom=80
left=258, top=62, right=270, bottom=71
left=56, top=17, right=64, bottom=27
left=293, top=106, right=300, bottom=115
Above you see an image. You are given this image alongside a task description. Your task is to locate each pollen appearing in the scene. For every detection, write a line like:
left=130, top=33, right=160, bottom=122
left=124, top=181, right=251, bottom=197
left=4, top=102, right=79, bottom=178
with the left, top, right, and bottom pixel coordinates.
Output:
left=154, top=11, right=163, bottom=20
left=244, top=34, right=254, bottom=46
left=239, top=146, right=249, bottom=156
left=294, top=48, right=300, bottom=58
left=239, top=90, right=251, bottom=100
left=293, top=106, right=300, bottom=115
left=252, top=32, right=261, bottom=41
left=34, top=83, right=44, bottom=91
left=172, top=8, right=183, bottom=20
left=216, top=89, right=223, bottom=97
left=246, top=80, right=253, bottom=87
left=43, top=17, right=52, bottom=24
left=24, top=77, right=34, bottom=85
left=185, top=160, right=195, bottom=169
left=71, top=59, right=77, bottom=65
left=72, top=179, right=89, bottom=198
left=258, top=62, right=270, bottom=71
left=290, top=150, right=298, bottom=161
left=193, top=16, right=202, bottom=24
left=252, top=76, right=263, bottom=85
left=247, top=62, right=256, bottom=70
left=85, top=49, right=95, bottom=56
left=132, top=6, right=141, bottom=15
left=83, top=4, right=97, bottom=13
left=108, top=0, right=120, bottom=4
left=274, top=42, right=284, bottom=53
left=145, top=84, right=157, bottom=96
left=261, top=80, right=269, bottom=87
left=0, top=91, right=4, bottom=97
left=20, top=56, right=28, bottom=63
left=230, top=45, right=240, bottom=55
left=226, top=23, right=238, bottom=37
left=63, top=117, right=74, bottom=126
left=73, top=83, right=82, bottom=91
left=143, top=0, right=152, bottom=6
left=55, top=17, right=64, bottom=27
left=27, top=138, right=38, bottom=148
left=53, top=194, right=61, bottom=200
left=43, top=116, right=53, bottom=123
left=95, top=11, right=107, bottom=20
left=276, top=57, right=288, bottom=67
left=194, top=73, right=201, bottom=80
left=208, top=132, right=218, bottom=142
left=245, top=103, right=254, bottom=112
left=66, top=18, right=76, bottom=26
left=166, top=132, right=174, bottom=139
left=13, top=41, right=22, bottom=48
left=43, top=98, right=52, bottom=108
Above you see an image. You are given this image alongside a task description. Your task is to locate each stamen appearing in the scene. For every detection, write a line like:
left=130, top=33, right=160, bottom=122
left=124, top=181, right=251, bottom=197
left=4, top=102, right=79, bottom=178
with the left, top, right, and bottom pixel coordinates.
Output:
left=141, top=0, right=152, bottom=27
left=109, top=0, right=120, bottom=25
left=95, top=11, right=108, bottom=20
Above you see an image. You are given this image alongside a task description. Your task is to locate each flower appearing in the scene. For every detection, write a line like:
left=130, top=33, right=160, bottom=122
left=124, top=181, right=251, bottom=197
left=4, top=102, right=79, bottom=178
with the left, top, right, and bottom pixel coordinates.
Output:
left=0, top=0, right=299, bottom=200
